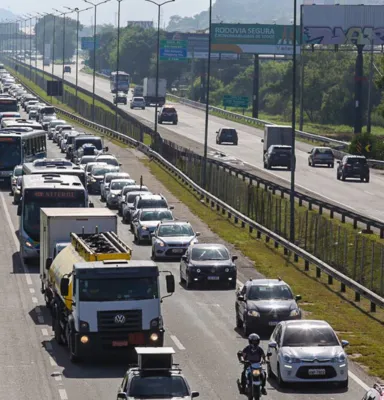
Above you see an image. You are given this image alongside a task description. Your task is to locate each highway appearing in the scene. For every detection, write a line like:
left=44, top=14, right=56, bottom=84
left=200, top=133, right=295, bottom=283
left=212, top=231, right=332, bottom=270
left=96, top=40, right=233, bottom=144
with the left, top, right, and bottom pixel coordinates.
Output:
left=31, top=60, right=384, bottom=222
left=0, top=107, right=373, bottom=399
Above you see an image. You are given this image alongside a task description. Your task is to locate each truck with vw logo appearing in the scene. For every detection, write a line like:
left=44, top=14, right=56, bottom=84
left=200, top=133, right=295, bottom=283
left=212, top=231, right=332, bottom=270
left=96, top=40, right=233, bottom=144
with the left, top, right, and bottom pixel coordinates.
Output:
left=41, top=214, right=175, bottom=362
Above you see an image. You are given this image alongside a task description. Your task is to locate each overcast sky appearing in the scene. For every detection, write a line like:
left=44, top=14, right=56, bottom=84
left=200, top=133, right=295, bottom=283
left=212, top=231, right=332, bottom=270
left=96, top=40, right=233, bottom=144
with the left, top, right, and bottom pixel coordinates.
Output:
left=4, top=0, right=209, bottom=27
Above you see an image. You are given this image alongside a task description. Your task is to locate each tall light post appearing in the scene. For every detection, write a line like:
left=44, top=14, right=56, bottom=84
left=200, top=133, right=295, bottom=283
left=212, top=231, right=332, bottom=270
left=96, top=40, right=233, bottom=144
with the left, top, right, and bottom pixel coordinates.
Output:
left=145, top=0, right=175, bottom=136
left=289, top=0, right=298, bottom=243
left=36, top=12, right=49, bottom=73
left=50, top=12, right=57, bottom=79
left=27, top=14, right=34, bottom=79
left=84, top=0, right=111, bottom=121
left=114, top=0, right=124, bottom=130
left=202, top=0, right=212, bottom=189
left=64, top=6, right=92, bottom=112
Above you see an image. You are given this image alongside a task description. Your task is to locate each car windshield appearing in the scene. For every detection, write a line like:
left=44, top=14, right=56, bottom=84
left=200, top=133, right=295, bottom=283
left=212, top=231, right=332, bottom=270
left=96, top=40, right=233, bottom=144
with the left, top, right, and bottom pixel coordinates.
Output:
left=0, top=138, right=22, bottom=168
left=124, top=186, right=148, bottom=195
left=78, top=277, right=158, bottom=301
left=14, top=166, right=23, bottom=176
left=80, top=157, right=96, bottom=165
left=158, top=224, right=194, bottom=237
left=75, top=138, right=102, bottom=150
left=97, top=157, right=118, bottom=166
left=163, top=107, right=176, bottom=113
left=138, top=199, right=168, bottom=209
left=128, top=376, right=189, bottom=398
left=247, top=285, right=294, bottom=300
left=133, top=97, right=144, bottom=101
left=50, top=121, right=65, bottom=128
left=282, top=325, right=339, bottom=347
left=314, top=148, right=333, bottom=155
left=92, top=166, right=119, bottom=176
left=191, top=247, right=229, bottom=261
left=273, top=147, right=291, bottom=153
left=110, top=181, right=131, bottom=190
left=140, top=210, right=173, bottom=221
left=222, top=129, right=236, bottom=135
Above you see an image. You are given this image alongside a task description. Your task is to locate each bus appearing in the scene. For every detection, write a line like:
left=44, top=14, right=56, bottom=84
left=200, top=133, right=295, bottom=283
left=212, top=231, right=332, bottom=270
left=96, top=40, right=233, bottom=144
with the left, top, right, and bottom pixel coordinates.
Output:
left=0, top=96, right=19, bottom=112
left=22, top=162, right=87, bottom=187
left=1, top=118, right=43, bottom=130
left=110, top=71, right=130, bottom=93
left=17, top=174, right=89, bottom=262
left=0, top=129, right=47, bottom=183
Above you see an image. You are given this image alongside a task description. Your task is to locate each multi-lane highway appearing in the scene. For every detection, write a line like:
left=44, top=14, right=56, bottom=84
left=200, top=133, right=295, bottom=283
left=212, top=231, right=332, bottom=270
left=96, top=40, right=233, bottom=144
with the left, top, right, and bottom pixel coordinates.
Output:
left=29, top=60, right=384, bottom=222
left=0, top=103, right=373, bottom=399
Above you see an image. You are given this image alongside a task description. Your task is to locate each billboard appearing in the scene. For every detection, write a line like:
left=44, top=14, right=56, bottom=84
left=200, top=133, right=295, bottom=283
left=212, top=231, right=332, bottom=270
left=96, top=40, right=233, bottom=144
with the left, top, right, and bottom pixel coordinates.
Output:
left=166, top=32, right=238, bottom=59
left=210, top=24, right=301, bottom=55
left=127, top=21, right=153, bottom=29
left=302, top=5, right=384, bottom=45
left=81, top=36, right=100, bottom=50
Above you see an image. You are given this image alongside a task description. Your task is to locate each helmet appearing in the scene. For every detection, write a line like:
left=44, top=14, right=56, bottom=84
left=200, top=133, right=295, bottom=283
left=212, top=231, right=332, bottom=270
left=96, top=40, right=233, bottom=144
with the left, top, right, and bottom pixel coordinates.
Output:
left=248, top=333, right=260, bottom=346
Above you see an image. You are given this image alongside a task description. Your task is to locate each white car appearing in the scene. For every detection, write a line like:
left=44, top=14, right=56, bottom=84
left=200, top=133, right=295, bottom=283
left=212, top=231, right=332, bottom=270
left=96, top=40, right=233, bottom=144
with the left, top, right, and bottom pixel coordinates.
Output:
left=267, top=320, right=349, bottom=388
left=106, top=178, right=136, bottom=208
left=130, top=96, right=146, bottom=110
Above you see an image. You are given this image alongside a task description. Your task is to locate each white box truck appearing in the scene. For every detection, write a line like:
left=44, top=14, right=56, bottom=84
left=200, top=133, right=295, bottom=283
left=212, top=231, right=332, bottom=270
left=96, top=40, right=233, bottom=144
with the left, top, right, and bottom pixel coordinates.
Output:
left=143, top=77, right=166, bottom=106
left=40, top=208, right=117, bottom=297
left=262, top=125, right=293, bottom=154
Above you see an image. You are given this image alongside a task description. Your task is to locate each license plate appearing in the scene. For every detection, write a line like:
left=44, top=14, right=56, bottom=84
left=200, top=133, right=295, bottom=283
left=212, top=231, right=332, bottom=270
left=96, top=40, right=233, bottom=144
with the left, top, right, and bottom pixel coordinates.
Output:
left=268, top=321, right=278, bottom=326
left=308, top=369, right=326, bottom=376
left=172, top=249, right=183, bottom=253
left=112, top=340, right=128, bottom=347
left=208, top=276, right=220, bottom=280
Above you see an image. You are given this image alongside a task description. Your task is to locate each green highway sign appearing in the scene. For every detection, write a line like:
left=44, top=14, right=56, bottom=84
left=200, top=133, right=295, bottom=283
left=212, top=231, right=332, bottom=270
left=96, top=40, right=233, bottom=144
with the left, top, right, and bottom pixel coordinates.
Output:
left=223, top=95, right=249, bottom=108
left=160, top=39, right=187, bottom=61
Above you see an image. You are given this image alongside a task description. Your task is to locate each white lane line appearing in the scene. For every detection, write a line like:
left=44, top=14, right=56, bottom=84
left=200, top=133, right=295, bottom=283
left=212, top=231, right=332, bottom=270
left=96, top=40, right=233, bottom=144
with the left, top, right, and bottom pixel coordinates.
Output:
left=29, top=288, right=35, bottom=294
left=170, top=335, right=186, bottom=350
left=364, top=191, right=374, bottom=196
left=31, top=296, right=38, bottom=304
left=41, top=328, right=49, bottom=336
left=38, top=316, right=45, bottom=324
left=237, top=277, right=370, bottom=391
left=55, top=375, right=62, bottom=382
left=0, top=192, right=33, bottom=285
left=49, top=356, right=57, bottom=367
left=58, top=389, right=68, bottom=400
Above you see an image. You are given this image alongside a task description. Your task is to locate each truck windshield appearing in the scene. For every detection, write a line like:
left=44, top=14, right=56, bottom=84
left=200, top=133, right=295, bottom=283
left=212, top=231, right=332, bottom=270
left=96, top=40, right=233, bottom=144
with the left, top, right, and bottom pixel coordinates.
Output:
left=128, top=376, right=189, bottom=398
left=78, top=277, right=159, bottom=301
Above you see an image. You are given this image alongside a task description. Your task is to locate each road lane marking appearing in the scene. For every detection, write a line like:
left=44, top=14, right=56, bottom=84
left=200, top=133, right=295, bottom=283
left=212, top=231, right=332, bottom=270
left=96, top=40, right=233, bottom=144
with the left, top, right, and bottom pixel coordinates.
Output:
left=58, top=388, right=68, bottom=400
left=170, top=335, right=186, bottom=350
left=29, top=288, right=35, bottom=294
left=41, top=328, right=49, bottom=336
left=31, top=296, right=38, bottom=304
left=49, top=356, right=57, bottom=367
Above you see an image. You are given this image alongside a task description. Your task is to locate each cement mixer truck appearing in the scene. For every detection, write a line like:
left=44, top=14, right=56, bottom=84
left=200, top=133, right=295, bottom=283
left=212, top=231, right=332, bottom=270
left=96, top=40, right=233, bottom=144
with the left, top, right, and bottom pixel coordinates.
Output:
left=41, top=220, right=175, bottom=362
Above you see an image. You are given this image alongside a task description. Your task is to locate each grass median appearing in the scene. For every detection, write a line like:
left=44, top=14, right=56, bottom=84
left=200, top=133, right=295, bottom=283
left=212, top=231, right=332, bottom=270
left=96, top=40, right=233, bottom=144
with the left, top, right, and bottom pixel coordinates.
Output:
left=142, top=157, right=384, bottom=379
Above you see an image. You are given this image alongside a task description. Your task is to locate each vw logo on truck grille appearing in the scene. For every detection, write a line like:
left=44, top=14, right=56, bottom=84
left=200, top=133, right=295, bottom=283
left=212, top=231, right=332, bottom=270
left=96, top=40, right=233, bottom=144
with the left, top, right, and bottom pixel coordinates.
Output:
left=114, top=314, right=126, bottom=324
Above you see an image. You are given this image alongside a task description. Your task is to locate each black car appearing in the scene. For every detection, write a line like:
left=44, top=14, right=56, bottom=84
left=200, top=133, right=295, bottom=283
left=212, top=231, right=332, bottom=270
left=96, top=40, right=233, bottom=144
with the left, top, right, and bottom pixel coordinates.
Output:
left=336, top=155, right=370, bottom=182
left=158, top=106, right=178, bottom=125
left=235, top=278, right=302, bottom=335
left=216, top=127, right=238, bottom=145
left=63, top=65, right=71, bottom=73
left=179, top=243, right=237, bottom=289
left=361, top=383, right=384, bottom=399
left=264, top=145, right=292, bottom=170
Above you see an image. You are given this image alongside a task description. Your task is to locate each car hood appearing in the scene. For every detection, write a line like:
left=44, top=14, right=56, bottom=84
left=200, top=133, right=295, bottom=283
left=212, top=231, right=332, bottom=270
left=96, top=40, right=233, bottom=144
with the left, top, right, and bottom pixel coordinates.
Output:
left=139, top=221, right=166, bottom=228
left=108, top=189, right=121, bottom=195
left=282, top=345, right=343, bottom=361
left=190, top=259, right=233, bottom=267
left=160, top=236, right=195, bottom=244
left=246, top=300, right=297, bottom=312
left=92, top=175, right=104, bottom=180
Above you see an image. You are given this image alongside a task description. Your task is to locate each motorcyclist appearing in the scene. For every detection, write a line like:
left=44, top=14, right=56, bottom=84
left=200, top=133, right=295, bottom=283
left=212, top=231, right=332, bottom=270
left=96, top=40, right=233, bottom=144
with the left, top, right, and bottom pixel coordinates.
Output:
left=240, top=333, right=267, bottom=395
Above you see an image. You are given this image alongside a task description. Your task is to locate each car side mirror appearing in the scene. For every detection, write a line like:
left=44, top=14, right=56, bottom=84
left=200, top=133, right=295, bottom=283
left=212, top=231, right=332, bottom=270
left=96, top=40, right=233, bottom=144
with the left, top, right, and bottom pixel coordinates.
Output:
left=104, top=146, right=109, bottom=152
left=45, top=257, right=53, bottom=270
left=307, top=151, right=311, bottom=154
left=237, top=294, right=244, bottom=301
left=181, top=255, right=187, bottom=261
left=169, top=206, right=174, bottom=210
left=232, top=255, right=238, bottom=261
left=267, top=352, right=272, bottom=357
left=117, top=394, right=128, bottom=400
left=268, top=341, right=277, bottom=349
left=295, top=295, right=302, bottom=301
left=60, top=277, right=69, bottom=297
left=150, top=232, right=155, bottom=237
left=195, top=232, right=201, bottom=237
left=166, top=275, right=175, bottom=293
left=17, top=203, right=21, bottom=216
left=89, top=202, right=94, bottom=208
left=341, top=340, right=349, bottom=348
left=216, top=130, right=219, bottom=133
left=191, top=392, right=200, bottom=398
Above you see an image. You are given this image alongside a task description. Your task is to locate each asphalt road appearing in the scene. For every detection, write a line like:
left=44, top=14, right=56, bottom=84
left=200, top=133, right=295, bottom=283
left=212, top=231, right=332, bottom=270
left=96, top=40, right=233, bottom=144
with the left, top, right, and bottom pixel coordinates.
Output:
left=31, top=60, right=384, bottom=223
left=0, top=106, right=373, bottom=399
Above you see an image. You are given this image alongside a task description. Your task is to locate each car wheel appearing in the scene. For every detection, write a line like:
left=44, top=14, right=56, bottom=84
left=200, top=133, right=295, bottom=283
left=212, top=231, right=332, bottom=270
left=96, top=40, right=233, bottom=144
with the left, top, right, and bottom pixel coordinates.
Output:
left=228, top=280, right=236, bottom=289
left=235, top=310, right=243, bottom=328
left=185, top=273, right=193, bottom=290
left=267, top=362, right=274, bottom=378
left=179, top=267, right=185, bottom=283
left=312, top=162, right=316, bottom=167
left=366, top=176, right=370, bottom=183
left=336, top=172, right=340, bottom=180
left=151, top=248, right=157, bottom=260
left=277, top=363, right=286, bottom=388
left=68, top=329, right=79, bottom=363
left=341, top=173, right=346, bottom=181
left=308, top=159, right=311, bottom=166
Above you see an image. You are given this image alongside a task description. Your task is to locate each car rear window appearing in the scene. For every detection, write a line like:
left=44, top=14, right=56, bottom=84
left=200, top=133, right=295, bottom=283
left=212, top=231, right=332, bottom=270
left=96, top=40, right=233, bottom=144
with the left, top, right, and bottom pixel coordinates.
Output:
left=138, top=199, right=167, bottom=208
left=348, top=157, right=367, bottom=164
left=274, top=147, right=291, bottom=153
left=162, top=108, right=176, bottom=113
left=315, top=148, right=333, bottom=155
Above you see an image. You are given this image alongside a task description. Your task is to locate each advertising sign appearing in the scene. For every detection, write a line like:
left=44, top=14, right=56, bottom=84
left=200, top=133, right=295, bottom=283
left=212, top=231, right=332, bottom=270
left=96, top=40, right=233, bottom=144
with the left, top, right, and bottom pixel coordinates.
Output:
left=223, top=95, right=249, bottom=108
left=210, top=23, right=301, bottom=55
left=160, top=39, right=187, bottom=61
left=127, top=21, right=153, bottom=29
left=302, top=5, right=384, bottom=45
left=81, top=36, right=100, bottom=50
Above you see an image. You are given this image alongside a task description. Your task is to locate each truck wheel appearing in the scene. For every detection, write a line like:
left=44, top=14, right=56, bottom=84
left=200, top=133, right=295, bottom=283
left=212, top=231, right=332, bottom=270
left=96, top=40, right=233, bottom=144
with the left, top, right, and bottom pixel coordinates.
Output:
left=54, top=310, right=64, bottom=345
left=69, top=330, right=79, bottom=363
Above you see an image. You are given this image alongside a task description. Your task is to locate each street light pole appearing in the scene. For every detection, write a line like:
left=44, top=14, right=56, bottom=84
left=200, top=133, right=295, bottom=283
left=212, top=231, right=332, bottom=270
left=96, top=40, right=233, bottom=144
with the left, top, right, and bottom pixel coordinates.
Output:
left=202, top=0, right=212, bottom=189
left=36, top=13, right=48, bottom=74
left=289, top=0, right=297, bottom=244
left=115, top=0, right=123, bottom=130
left=51, top=13, right=56, bottom=79
left=145, top=0, right=175, bottom=136
left=27, top=15, right=33, bottom=79
left=84, top=0, right=111, bottom=121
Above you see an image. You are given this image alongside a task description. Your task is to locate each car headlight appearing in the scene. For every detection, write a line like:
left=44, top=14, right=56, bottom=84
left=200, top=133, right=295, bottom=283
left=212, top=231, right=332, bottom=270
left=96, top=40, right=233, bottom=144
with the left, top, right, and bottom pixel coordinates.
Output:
left=247, top=310, right=260, bottom=317
left=141, top=226, right=147, bottom=230
left=25, top=240, right=33, bottom=248
left=90, top=177, right=96, bottom=183
left=332, top=353, right=346, bottom=363
left=283, top=355, right=300, bottom=364
left=190, top=238, right=199, bottom=245
left=289, top=309, right=301, bottom=317
left=111, top=194, right=116, bottom=198
left=252, top=369, right=261, bottom=377
left=156, top=240, right=165, bottom=247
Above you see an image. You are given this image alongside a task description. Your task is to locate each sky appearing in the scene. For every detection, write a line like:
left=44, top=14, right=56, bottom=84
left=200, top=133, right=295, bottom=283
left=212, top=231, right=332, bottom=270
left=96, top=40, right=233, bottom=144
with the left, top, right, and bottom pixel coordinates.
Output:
left=3, top=0, right=209, bottom=27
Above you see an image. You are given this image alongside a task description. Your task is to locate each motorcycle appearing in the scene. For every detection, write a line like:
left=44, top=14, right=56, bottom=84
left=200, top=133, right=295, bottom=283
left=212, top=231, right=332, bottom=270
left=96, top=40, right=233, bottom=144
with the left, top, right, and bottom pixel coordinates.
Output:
left=237, top=352, right=266, bottom=400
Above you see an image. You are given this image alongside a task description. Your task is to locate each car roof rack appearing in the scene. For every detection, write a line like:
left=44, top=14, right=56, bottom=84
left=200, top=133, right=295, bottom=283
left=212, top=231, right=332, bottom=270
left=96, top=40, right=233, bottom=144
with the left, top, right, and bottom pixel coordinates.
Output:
left=135, top=347, right=176, bottom=371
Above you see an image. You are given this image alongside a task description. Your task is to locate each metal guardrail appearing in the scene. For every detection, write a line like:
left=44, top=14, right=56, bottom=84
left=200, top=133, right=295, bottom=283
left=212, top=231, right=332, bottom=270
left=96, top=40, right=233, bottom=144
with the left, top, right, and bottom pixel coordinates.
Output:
left=12, top=74, right=384, bottom=311
left=9, top=57, right=384, bottom=238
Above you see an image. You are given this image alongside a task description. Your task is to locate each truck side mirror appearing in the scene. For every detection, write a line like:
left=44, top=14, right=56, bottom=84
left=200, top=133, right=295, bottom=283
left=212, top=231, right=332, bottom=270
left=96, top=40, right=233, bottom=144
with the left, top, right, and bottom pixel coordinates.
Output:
left=60, top=277, right=69, bottom=297
left=89, top=202, right=94, bottom=208
left=117, top=394, right=128, bottom=400
left=166, top=275, right=175, bottom=293
left=104, top=146, right=109, bottom=152
left=17, top=203, right=21, bottom=216
left=232, top=255, right=238, bottom=261
left=261, top=139, right=264, bottom=142
left=45, top=257, right=53, bottom=270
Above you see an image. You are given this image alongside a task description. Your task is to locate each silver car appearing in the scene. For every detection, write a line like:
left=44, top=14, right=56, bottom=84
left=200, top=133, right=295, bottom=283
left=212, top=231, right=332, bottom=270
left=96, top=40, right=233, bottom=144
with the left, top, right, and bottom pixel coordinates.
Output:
left=10, top=165, right=23, bottom=195
left=118, top=185, right=149, bottom=215
left=151, top=221, right=200, bottom=260
left=267, top=320, right=349, bottom=388
left=132, top=208, right=174, bottom=244
left=48, top=119, right=66, bottom=140
left=308, top=147, right=334, bottom=168
left=130, top=96, right=146, bottom=110
left=106, top=178, right=136, bottom=208
left=78, top=155, right=97, bottom=169
left=100, top=172, right=131, bottom=201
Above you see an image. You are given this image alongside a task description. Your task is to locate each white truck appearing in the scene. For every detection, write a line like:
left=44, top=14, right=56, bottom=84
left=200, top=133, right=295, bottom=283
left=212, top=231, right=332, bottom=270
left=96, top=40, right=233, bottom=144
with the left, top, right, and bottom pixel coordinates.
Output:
left=262, top=125, right=293, bottom=155
left=40, top=207, right=117, bottom=299
left=143, top=77, right=166, bottom=106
